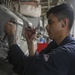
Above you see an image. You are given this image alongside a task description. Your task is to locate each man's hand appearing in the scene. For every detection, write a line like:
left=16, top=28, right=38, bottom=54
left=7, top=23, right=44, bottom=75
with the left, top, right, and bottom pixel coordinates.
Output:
left=4, top=22, right=16, bottom=35
left=23, top=26, right=37, bottom=42
left=4, top=22, right=17, bottom=47
left=23, top=26, right=37, bottom=56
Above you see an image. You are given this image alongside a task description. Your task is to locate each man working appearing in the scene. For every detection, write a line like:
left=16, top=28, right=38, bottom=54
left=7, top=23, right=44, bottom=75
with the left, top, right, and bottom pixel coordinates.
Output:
left=4, top=3, right=75, bottom=75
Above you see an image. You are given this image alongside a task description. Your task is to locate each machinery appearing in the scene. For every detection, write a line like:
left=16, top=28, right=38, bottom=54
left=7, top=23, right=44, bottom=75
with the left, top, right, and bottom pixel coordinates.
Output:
left=0, top=4, right=34, bottom=59
left=0, top=4, right=34, bottom=75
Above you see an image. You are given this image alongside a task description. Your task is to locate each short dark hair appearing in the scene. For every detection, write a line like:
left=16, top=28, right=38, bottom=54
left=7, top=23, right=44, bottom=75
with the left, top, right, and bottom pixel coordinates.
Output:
left=46, top=3, right=74, bottom=30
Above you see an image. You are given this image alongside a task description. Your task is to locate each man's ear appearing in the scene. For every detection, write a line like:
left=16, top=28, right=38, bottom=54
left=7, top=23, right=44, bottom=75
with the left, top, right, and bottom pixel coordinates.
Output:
left=62, top=18, right=69, bottom=27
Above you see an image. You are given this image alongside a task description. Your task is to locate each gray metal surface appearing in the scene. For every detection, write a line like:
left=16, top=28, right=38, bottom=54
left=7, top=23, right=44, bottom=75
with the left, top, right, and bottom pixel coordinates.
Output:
left=0, top=5, right=25, bottom=75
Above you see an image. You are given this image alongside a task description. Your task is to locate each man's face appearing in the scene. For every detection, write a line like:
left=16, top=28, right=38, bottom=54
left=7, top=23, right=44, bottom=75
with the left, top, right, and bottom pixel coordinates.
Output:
left=46, top=13, right=63, bottom=40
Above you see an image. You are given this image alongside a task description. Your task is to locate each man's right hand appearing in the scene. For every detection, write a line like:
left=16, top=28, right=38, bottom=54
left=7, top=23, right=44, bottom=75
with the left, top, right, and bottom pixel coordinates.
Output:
left=4, top=22, right=16, bottom=36
left=4, top=22, right=17, bottom=47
